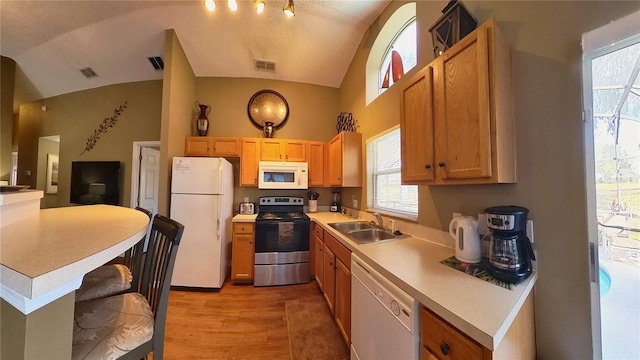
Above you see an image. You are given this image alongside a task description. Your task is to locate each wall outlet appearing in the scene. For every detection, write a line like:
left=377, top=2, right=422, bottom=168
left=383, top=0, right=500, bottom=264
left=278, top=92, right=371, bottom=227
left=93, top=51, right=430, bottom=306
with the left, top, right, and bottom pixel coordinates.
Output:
left=477, top=214, right=489, bottom=235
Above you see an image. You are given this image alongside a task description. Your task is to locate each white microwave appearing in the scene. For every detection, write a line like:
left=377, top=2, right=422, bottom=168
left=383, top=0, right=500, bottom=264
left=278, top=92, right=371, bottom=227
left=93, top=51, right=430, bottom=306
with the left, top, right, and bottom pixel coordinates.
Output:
left=258, top=161, right=308, bottom=190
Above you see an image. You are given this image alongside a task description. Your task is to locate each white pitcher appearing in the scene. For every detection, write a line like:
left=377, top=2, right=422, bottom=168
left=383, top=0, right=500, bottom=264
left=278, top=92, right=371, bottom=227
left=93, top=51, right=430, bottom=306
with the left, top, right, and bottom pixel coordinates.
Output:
left=449, top=216, right=482, bottom=263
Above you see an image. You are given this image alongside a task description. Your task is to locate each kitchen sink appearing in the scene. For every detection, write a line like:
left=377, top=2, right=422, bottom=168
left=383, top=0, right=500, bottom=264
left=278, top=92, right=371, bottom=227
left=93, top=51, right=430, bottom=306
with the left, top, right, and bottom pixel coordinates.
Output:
left=348, top=229, right=396, bottom=243
left=328, top=221, right=398, bottom=245
left=328, top=221, right=377, bottom=233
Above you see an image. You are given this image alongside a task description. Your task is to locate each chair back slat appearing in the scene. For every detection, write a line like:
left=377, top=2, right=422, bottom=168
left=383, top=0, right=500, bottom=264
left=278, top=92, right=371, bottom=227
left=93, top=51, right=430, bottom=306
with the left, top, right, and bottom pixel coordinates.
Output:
left=139, top=214, right=184, bottom=316
left=128, top=207, right=153, bottom=293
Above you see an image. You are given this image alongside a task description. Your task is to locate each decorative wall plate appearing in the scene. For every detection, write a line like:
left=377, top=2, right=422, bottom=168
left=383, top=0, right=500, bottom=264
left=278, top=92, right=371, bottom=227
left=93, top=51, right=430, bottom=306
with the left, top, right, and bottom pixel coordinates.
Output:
left=247, top=89, right=289, bottom=130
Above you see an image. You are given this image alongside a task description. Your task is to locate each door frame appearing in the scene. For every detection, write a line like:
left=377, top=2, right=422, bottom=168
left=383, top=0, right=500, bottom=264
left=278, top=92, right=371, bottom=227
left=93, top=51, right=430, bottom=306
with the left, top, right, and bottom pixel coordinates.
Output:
left=581, top=11, right=640, bottom=359
left=130, top=140, right=161, bottom=210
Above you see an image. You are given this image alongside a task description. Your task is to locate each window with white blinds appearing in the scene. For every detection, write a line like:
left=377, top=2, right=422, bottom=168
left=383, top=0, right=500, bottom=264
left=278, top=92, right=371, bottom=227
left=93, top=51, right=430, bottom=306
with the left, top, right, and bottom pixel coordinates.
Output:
left=366, top=127, right=418, bottom=219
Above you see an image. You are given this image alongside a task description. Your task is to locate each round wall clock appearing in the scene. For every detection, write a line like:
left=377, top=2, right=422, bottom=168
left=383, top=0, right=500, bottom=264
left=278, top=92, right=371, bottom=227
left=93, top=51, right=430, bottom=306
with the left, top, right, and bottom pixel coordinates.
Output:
left=247, top=89, right=290, bottom=130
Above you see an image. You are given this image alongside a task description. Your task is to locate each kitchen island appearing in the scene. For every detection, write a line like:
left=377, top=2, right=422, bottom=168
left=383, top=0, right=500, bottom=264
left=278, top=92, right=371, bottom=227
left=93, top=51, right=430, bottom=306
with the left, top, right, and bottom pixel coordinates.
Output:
left=0, top=203, right=150, bottom=360
left=307, top=212, right=536, bottom=356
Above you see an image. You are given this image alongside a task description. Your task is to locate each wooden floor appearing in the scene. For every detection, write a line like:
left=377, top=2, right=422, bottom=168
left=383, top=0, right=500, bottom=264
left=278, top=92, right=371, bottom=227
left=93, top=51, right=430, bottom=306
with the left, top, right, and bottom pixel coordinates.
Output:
left=162, top=279, right=322, bottom=360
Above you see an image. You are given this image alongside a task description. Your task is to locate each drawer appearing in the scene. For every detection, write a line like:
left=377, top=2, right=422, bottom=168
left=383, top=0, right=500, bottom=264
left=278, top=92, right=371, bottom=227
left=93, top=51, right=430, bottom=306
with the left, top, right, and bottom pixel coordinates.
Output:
left=324, top=231, right=351, bottom=271
left=233, top=223, right=255, bottom=234
left=420, top=307, right=483, bottom=359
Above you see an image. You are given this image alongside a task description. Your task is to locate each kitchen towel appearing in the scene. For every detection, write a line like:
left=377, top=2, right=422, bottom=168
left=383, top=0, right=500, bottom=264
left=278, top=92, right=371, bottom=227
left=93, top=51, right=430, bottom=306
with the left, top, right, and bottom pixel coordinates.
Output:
left=278, top=222, right=294, bottom=246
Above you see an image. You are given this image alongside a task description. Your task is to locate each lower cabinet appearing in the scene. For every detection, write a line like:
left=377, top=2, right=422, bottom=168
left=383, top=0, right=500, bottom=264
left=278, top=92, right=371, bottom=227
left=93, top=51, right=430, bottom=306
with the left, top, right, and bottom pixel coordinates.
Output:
left=323, top=246, right=336, bottom=313
left=320, top=230, right=352, bottom=344
left=231, top=223, right=255, bottom=283
left=313, top=223, right=325, bottom=291
left=420, top=292, right=536, bottom=360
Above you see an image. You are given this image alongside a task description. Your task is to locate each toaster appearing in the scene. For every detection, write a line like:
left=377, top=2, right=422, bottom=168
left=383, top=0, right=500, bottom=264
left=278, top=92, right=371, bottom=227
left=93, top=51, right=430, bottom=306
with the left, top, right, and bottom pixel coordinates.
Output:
left=239, top=202, right=255, bottom=215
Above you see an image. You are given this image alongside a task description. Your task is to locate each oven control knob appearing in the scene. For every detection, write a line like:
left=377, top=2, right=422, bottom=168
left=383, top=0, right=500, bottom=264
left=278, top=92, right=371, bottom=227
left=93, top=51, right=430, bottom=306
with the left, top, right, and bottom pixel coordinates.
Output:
left=391, top=300, right=401, bottom=316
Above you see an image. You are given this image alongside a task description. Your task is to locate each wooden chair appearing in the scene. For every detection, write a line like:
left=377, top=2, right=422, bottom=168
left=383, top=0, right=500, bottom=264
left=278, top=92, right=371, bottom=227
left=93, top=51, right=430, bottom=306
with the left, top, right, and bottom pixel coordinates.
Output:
left=75, top=207, right=153, bottom=302
left=72, top=214, right=184, bottom=360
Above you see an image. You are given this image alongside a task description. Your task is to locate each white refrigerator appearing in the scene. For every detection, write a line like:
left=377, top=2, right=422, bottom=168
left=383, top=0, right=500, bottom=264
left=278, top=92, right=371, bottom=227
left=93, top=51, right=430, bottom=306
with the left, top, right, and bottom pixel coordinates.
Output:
left=170, top=157, right=234, bottom=288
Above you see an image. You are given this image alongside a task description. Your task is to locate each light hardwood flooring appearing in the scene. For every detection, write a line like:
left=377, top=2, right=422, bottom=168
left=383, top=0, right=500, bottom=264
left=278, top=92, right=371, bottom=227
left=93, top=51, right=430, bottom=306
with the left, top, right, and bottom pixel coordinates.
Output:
left=162, top=279, right=322, bottom=360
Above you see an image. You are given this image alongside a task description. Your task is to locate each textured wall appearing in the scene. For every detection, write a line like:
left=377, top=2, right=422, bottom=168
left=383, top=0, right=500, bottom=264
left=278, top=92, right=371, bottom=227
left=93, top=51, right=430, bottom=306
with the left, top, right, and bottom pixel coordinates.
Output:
left=17, top=80, right=162, bottom=207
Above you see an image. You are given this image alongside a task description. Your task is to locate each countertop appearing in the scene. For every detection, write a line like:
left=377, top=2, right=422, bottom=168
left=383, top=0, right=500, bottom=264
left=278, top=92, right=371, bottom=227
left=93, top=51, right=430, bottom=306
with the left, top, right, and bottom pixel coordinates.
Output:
left=309, top=212, right=536, bottom=351
left=1, top=205, right=150, bottom=313
left=230, top=212, right=536, bottom=350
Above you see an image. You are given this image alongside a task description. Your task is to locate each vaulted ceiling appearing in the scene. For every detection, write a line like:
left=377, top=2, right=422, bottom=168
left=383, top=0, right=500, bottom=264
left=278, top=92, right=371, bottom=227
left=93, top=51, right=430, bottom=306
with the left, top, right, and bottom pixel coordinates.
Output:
left=0, top=0, right=391, bottom=110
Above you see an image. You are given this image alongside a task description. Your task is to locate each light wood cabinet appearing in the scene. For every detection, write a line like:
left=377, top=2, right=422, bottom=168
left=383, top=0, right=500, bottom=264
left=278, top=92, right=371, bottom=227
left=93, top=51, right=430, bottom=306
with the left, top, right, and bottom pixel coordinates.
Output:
left=185, top=137, right=214, bottom=156
left=400, top=18, right=515, bottom=185
left=322, top=246, right=336, bottom=314
left=314, top=232, right=325, bottom=291
left=328, top=131, right=362, bottom=187
left=322, top=230, right=352, bottom=344
left=307, top=141, right=327, bottom=187
left=185, top=137, right=241, bottom=157
left=231, top=223, right=255, bottom=283
left=240, top=138, right=260, bottom=186
left=420, top=292, right=535, bottom=359
left=260, top=139, right=307, bottom=162
left=334, top=256, right=351, bottom=343
left=400, top=64, right=436, bottom=182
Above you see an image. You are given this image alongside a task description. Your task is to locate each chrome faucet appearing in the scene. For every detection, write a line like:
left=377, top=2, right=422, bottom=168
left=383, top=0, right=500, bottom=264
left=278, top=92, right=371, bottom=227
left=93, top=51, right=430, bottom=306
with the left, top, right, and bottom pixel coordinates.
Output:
left=373, top=212, right=384, bottom=228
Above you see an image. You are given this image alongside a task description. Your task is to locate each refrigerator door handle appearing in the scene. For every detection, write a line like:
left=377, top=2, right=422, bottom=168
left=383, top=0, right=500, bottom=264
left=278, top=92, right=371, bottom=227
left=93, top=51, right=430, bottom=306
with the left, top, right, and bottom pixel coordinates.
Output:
left=216, top=217, right=221, bottom=240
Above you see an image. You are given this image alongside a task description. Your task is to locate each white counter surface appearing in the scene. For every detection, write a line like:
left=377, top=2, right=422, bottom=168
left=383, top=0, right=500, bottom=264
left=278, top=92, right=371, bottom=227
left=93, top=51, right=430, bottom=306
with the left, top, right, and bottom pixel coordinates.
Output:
left=230, top=211, right=536, bottom=350
left=1, top=205, right=150, bottom=313
left=308, top=212, right=536, bottom=351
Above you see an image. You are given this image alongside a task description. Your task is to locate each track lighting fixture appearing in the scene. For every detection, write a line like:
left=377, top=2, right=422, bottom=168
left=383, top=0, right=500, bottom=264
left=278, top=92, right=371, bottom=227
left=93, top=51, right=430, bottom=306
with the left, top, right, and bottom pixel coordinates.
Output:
left=283, top=0, right=295, bottom=17
left=203, top=0, right=295, bottom=16
left=255, top=0, right=265, bottom=14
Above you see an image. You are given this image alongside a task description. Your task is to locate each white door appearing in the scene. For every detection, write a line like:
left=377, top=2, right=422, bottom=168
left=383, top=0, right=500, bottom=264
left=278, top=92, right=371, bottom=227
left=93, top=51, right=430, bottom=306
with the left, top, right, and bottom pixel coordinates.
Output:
left=138, top=146, right=160, bottom=214
left=583, top=15, right=640, bottom=360
left=170, top=193, right=224, bottom=288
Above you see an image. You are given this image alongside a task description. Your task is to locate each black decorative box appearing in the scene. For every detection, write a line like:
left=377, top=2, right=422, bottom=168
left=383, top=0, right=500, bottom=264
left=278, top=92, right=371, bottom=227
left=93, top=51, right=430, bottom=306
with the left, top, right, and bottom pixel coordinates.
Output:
left=428, top=0, right=478, bottom=57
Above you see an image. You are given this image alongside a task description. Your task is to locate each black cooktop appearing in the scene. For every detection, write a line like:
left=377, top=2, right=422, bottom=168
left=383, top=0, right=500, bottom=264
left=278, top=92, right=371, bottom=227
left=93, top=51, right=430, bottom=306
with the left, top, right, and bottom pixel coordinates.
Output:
left=256, top=211, right=310, bottom=222
left=256, top=196, right=309, bottom=222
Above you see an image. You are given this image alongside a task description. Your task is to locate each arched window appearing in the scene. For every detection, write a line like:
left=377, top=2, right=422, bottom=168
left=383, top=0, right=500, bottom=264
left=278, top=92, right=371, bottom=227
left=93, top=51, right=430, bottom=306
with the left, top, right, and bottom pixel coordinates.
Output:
left=365, top=3, right=417, bottom=105
left=379, top=19, right=417, bottom=92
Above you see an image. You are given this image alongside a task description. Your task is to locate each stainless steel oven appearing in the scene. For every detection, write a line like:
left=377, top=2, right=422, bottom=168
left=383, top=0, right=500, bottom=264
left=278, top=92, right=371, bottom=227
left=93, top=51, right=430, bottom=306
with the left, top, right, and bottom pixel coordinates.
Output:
left=254, top=196, right=310, bottom=286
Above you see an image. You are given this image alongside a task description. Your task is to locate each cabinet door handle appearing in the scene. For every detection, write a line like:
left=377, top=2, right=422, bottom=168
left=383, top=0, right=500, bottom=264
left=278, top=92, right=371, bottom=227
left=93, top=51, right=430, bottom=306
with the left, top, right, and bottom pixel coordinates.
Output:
left=438, top=162, right=446, bottom=167
left=440, top=343, right=450, bottom=355
left=425, top=164, right=432, bottom=169
left=286, top=154, right=289, bottom=159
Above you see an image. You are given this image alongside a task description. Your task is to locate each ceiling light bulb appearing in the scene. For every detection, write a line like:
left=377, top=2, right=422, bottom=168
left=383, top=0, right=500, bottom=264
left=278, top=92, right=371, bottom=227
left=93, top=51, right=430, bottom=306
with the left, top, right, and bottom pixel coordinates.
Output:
left=255, top=0, right=265, bottom=14
left=283, top=0, right=294, bottom=17
left=228, top=0, right=238, bottom=11
left=205, top=0, right=215, bottom=11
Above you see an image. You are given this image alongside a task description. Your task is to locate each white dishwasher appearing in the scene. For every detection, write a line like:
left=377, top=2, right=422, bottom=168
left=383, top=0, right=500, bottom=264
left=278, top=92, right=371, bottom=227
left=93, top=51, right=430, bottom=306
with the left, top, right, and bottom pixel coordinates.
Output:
left=351, top=253, right=419, bottom=360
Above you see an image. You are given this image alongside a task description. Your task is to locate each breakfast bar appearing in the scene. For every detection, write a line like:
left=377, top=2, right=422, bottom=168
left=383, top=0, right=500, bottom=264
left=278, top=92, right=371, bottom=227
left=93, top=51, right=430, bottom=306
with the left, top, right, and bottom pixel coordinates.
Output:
left=0, top=192, right=150, bottom=360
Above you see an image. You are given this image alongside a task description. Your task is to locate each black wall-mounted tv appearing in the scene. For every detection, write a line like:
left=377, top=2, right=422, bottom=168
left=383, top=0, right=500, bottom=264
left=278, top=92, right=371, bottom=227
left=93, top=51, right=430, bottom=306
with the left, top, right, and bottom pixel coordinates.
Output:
left=70, top=161, right=121, bottom=205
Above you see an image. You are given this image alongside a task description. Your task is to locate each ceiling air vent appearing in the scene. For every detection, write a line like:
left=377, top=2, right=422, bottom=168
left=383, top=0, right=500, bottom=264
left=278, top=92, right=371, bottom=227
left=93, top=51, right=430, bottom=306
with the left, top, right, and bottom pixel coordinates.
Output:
left=148, top=56, right=164, bottom=71
left=79, top=67, right=98, bottom=79
left=255, top=59, right=276, bottom=72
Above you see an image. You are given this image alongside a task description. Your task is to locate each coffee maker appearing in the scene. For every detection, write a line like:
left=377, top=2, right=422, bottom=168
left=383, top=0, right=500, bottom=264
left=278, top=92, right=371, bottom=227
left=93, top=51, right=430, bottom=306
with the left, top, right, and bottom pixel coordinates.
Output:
left=485, top=206, right=536, bottom=283
left=330, top=191, right=341, bottom=213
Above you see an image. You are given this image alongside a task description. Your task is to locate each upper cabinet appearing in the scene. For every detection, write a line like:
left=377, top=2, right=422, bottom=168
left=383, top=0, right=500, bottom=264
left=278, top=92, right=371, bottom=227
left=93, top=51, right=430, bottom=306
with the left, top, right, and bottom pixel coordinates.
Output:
left=307, top=141, right=327, bottom=187
left=329, top=131, right=362, bottom=187
left=185, top=137, right=241, bottom=157
left=240, top=138, right=260, bottom=186
left=400, top=18, right=515, bottom=185
left=260, top=139, right=307, bottom=162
